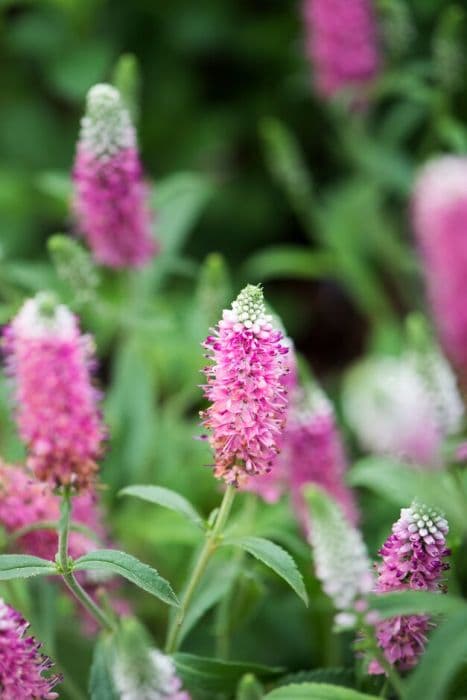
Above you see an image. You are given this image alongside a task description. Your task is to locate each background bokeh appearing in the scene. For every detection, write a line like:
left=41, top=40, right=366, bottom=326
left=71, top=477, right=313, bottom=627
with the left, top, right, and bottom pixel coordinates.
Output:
left=1, top=1, right=467, bottom=698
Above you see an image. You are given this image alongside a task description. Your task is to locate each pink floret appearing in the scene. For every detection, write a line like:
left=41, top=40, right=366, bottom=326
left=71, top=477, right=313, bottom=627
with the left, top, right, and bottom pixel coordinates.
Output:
left=73, top=145, right=156, bottom=268
left=303, top=0, right=379, bottom=99
left=0, top=598, right=61, bottom=699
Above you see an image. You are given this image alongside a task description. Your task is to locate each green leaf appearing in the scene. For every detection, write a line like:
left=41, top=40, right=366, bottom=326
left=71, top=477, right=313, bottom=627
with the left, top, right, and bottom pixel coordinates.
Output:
left=119, top=485, right=204, bottom=529
left=265, top=684, right=379, bottom=700
left=0, top=554, right=56, bottom=580
left=260, top=117, right=317, bottom=237
left=112, top=53, right=140, bottom=124
left=174, top=653, right=283, bottom=693
left=349, top=457, right=467, bottom=534
left=405, top=610, right=467, bottom=700
left=237, top=674, right=264, bottom=700
left=74, top=550, right=179, bottom=607
left=368, top=590, right=467, bottom=619
left=178, top=560, right=237, bottom=646
left=153, top=172, right=214, bottom=257
left=48, top=234, right=99, bottom=305
left=276, top=668, right=355, bottom=689
left=89, top=635, right=118, bottom=700
left=222, top=536, right=308, bottom=606
left=34, top=170, right=72, bottom=207
left=242, top=246, right=336, bottom=282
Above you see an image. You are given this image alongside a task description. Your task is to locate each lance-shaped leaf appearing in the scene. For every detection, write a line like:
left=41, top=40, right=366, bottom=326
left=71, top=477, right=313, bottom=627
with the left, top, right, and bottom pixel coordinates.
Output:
left=174, top=653, right=283, bottom=693
left=222, top=536, right=308, bottom=606
left=265, top=684, right=379, bottom=699
left=0, top=554, right=56, bottom=581
left=89, top=635, right=118, bottom=700
left=368, top=590, right=467, bottom=619
left=74, top=550, right=179, bottom=607
left=120, top=485, right=204, bottom=529
left=405, top=609, right=467, bottom=700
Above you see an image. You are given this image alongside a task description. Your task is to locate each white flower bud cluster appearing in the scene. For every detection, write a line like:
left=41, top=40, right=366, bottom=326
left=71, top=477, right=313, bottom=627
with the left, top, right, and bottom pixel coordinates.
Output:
left=225, top=284, right=274, bottom=334
left=308, top=488, right=373, bottom=617
left=80, top=83, right=136, bottom=159
left=12, top=293, right=76, bottom=340
left=112, top=648, right=181, bottom=700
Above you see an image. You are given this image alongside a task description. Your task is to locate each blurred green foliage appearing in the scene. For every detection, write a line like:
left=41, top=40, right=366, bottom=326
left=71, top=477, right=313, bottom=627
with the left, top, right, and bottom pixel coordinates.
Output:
left=1, top=1, right=467, bottom=699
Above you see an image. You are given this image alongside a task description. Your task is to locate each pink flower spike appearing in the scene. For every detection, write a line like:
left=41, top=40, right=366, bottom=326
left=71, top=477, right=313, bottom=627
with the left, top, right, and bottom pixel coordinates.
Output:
left=201, top=285, right=290, bottom=486
left=244, top=338, right=298, bottom=503
left=303, top=0, right=380, bottom=101
left=286, top=385, right=359, bottom=532
left=3, top=293, right=106, bottom=490
left=73, top=83, right=156, bottom=268
left=412, top=157, right=467, bottom=378
left=370, top=502, right=450, bottom=675
left=0, top=598, right=61, bottom=699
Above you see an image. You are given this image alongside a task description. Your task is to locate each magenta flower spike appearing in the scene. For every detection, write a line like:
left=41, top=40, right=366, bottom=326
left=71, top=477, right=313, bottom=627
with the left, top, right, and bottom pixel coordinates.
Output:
left=201, top=285, right=290, bottom=486
left=3, top=293, right=106, bottom=490
left=413, top=157, right=467, bottom=379
left=0, top=598, right=61, bottom=699
left=370, top=502, right=450, bottom=674
left=303, top=0, right=379, bottom=100
left=73, top=83, right=156, bottom=268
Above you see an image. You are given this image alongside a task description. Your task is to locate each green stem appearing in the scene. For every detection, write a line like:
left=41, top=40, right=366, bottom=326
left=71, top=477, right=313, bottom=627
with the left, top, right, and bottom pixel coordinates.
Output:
left=10, top=520, right=102, bottom=545
left=214, top=493, right=257, bottom=659
left=165, top=485, right=236, bottom=654
left=57, top=488, right=116, bottom=634
left=372, top=643, right=405, bottom=699
left=58, top=487, right=72, bottom=572
left=62, top=572, right=117, bottom=633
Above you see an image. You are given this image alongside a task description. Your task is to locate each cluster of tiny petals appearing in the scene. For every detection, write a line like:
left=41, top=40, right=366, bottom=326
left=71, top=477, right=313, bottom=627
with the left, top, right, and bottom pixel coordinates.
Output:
left=3, top=294, right=106, bottom=491
left=412, top=156, right=467, bottom=376
left=370, top=502, right=450, bottom=674
left=113, top=647, right=190, bottom=700
left=0, top=598, right=61, bottom=699
left=73, top=83, right=156, bottom=269
left=309, top=489, right=373, bottom=622
left=303, top=0, right=379, bottom=100
left=201, top=285, right=289, bottom=486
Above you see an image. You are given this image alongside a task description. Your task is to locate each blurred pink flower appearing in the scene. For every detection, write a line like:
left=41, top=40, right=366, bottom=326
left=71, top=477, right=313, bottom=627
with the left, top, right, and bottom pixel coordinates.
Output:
left=246, top=383, right=358, bottom=532
left=0, top=461, right=131, bottom=636
left=369, top=502, right=450, bottom=674
left=0, top=598, right=61, bottom=699
left=73, top=84, right=156, bottom=268
left=413, top=157, right=467, bottom=377
left=303, top=0, right=379, bottom=100
left=201, top=285, right=289, bottom=486
left=3, top=294, right=106, bottom=491
left=286, top=387, right=359, bottom=532
left=0, top=461, right=100, bottom=560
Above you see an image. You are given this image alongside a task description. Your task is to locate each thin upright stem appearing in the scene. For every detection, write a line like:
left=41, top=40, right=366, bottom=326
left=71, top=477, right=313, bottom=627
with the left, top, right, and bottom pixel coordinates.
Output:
left=58, top=487, right=72, bottom=571
left=57, top=488, right=116, bottom=634
left=165, top=485, right=236, bottom=654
